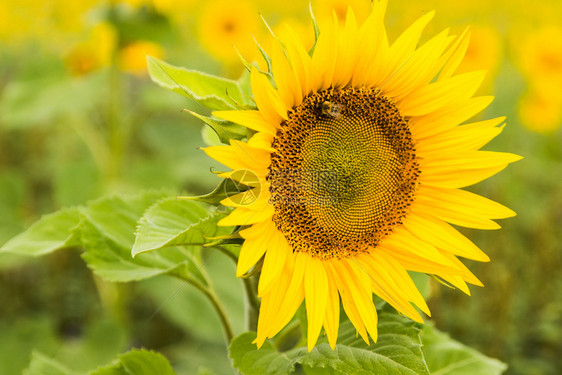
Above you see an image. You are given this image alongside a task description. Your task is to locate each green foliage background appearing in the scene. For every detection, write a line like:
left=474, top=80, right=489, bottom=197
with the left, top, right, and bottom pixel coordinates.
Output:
left=1, top=1, right=561, bottom=374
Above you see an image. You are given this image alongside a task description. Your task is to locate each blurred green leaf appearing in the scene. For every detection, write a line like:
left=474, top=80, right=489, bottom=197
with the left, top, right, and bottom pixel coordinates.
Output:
left=421, top=324, right=507, bottom=375
left=132, top=197, right=228, bottom=256
left=147, top=56, right=251, bottom=111
left=90, top=348, right=176, bottom=375
left=0, top=208, right=81, bottom=256
left=0, top=74, right=105, bottom=130
left=229, top=304, right=429, bottom=375
left=23, top=351, right=76, bottom=375
left=55, top=318, right=128, bottom=373
left=0, top=318, right=60, bottom=375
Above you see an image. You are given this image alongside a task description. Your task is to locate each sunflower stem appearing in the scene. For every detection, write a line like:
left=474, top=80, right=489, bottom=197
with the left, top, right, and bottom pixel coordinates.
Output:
left=201, top=287, right=235, bottom=345
left=174, top=271, right=234, bottom=346
left=244, top=274, right=259, bottom=331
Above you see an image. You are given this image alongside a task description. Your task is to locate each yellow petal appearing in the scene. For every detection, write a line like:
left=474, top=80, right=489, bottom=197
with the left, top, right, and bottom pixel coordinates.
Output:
left=218, top=205, right=274, bottom=226
left=271, top=40, right=302, bottom=108
left=375, top=251, right=431, bottom=316
left=382, top=29, right=454, bottom=99
left=266, top=252, right=306, bottom=338
left=381, top=226, right=457, bottom=266
left=326, top=261, right=369, bottom=344
left=439, top=28, right=471, bottom=80
left=237, top=219, right=277, bottom=277
left=310, top=14, right=338, bottom=91
left=351, top=3, right=386, bottom=86
left=374, top=11, right=435, bottom=86
left=419, top=186, right=516, bottom=219
left=416, top=117, right=505, bottom=156
left=410, top=96, right=494, bottom=139
left=378, top=244, right=467, bottom=276
left=203, top=139, right=270, bottom=172
left=438, top=274, right=471, bottom=295
left=322, top=272, right=340, bottom=349
left=411, top=198, right=500, bottom=230
left=355, top=253, right=424, bottom=322
left=438, top=251, right=484, bottom=287
left=332, top=7, right=359, bottom=88
left=258, top=231, right=290, bottom=296
left=400, top=70, right=486, bottom=117
left=402, top=213, right=490, bottom=262
left=213, top=110, right=278, bottom=135
left=419, top=164, right=510, bottom=189
left=254, top=258, right=293, bottom=347
left=250, top=67, right=288, bottom=122
left=305, top=257, right=329, bottom=351
left=278, top=23, right=312, bottom=97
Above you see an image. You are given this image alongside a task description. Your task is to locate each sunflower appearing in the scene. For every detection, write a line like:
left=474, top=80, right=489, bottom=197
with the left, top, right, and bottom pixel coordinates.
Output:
left=204, top=0, right=521, bottom=351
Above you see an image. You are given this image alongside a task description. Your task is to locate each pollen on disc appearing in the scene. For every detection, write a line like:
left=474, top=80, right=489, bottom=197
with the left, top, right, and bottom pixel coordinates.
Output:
left=267, top=87, right=419, bottom=260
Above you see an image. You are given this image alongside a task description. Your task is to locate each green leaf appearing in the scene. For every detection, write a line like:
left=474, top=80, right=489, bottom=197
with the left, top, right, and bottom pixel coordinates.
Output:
left=79, top=192, right=207, bottom=285
left=0, top=208, right=81, bottom=256
left=81, top=192, right=168, bottom=250
left=118, top=349, right=176, bottom=375
left=230, top=332, right=302, bottom=375
left=229, top=304, right=429, bottom=375
left=23, top=351, right=76, bottom=375
left=81, top=220, right=208, bottom=285
left=421, top=324, right=507, bottom=375
left=147, top=56, right=251, bottom=110
left=90, top=349, right=176, bottom=375
left=132, top=197, right=229, bottom=256
left=186, top=110, right=248, bottom=144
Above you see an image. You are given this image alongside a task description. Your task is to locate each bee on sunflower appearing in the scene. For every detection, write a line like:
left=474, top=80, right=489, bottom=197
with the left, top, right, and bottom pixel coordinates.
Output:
left=201, top=0, right=521, bottom=351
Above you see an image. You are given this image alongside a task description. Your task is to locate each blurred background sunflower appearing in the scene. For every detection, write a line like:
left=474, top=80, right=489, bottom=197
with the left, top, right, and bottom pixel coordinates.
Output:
left=0, top=1, right=561, bottom=374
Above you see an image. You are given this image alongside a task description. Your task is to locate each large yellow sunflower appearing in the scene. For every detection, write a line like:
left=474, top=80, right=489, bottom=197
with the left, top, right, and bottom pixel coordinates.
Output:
left=204, top=0, right=521, bottom=351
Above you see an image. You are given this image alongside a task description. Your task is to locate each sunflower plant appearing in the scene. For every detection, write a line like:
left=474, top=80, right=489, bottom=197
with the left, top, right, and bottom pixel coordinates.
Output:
left=2, top=1, right=518, bottom=374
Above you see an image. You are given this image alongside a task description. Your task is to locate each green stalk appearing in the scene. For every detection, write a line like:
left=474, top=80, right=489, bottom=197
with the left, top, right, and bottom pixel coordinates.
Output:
left=243, top=274, right=259, bottom=331
left=171, top=265, right=235, bottom=345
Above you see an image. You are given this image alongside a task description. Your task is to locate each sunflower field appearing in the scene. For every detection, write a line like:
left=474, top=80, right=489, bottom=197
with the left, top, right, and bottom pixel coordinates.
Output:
left=1, top=1, right=561, bottom=375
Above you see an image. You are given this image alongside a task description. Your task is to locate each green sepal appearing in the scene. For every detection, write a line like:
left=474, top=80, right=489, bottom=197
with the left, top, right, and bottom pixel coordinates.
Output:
left=308, top=3, right=321, bottom=56
left=179, top=178, right=252, bottom=207
left=185, top=110, right=248, bottom=144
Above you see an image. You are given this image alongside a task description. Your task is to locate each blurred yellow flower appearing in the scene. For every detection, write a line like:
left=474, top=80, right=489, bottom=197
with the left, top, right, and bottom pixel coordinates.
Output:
left=458, top=27, right=503, bottom=74
left=65, top=23, right=116, bottom=76
left=0, top=0, right=96, bottom=47
left=518, top=25, right=562, bottom=84
left=153, top=0, right=196, bottom=17
left=197, top=0, right=260, bottom=64
left=519, top=80, right=562, bottom=133
left=119, top=40, right=164, bottom=75
left=457, top=27, right=503, bottom=92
